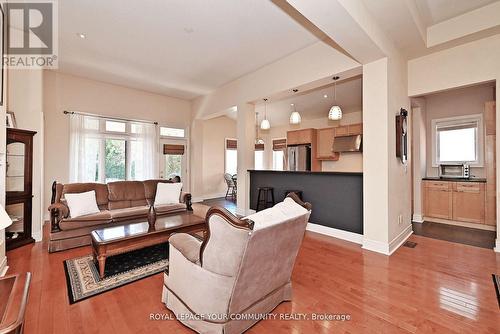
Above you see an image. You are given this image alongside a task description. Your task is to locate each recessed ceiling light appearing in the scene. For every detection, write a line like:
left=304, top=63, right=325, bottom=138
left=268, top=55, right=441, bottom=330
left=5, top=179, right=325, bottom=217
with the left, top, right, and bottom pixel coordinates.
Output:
left=77, top=33, right=86, bottom=39
left=324, top=94, right=328, bottom=98
left=290, top=103, right=295, bottom=106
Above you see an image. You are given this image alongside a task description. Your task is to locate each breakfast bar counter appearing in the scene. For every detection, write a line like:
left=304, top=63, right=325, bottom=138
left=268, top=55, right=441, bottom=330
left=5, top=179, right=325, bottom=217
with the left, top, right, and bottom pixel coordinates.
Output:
left=248, top=170, right=363, bottom=234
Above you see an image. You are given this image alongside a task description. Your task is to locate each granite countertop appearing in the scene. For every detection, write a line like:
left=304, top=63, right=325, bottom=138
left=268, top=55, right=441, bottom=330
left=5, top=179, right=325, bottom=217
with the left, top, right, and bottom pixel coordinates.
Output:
left=422, top=176, right=487, bottom=183
left=247, top=169, right=363, bottom=176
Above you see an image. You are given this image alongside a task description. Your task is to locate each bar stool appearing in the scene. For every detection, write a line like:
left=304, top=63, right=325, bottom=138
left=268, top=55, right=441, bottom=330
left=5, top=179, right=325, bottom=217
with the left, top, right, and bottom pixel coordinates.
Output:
left=256, top=187, right=275, bottom=211
left=284, top=190, right=303, bottom=201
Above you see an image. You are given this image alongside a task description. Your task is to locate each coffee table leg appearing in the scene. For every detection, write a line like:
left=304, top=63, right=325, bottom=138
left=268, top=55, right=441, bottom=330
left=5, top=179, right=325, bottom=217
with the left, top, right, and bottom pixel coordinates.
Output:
left=97, top=255, right=106, bottom=279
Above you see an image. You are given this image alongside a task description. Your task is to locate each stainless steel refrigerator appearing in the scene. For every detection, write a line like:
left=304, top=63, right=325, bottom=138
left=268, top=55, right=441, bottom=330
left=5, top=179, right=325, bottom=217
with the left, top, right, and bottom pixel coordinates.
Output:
left=287, top=145, right=311, bottom=171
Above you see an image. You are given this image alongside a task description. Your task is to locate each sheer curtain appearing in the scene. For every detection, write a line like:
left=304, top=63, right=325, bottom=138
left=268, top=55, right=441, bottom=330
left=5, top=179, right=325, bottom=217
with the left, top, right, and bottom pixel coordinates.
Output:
left=69, top=114, right=101, bottom=182
left=133, top=123, right=158, bottom=180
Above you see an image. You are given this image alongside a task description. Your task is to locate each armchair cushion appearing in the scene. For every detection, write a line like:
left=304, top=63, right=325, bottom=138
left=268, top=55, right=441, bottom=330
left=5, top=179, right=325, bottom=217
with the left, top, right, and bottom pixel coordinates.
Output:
left=245, top=197, right=309, bottom=230
left=169, top=233, right=202, bottom=264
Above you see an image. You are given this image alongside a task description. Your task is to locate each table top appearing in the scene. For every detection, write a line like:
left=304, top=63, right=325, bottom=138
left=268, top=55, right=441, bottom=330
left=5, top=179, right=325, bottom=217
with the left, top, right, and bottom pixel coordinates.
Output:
left=91, top=204, right=208, bottom=244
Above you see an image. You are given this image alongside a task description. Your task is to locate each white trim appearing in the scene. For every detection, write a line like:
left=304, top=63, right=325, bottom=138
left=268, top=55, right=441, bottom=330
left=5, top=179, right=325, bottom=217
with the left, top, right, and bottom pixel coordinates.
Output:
left=0, top=256, right=8, bottom=277
left=363, top=224, right=413, bottom=256
left=388, top=225, right=413, bottom=255
left=412, top=214, right=424, bottom=223
left=424, top=216, right=496, bottom=231
left=191, top=192, right=228, bottom=203
left=306, top=223, right=363, bottom=244
left=431, top=113, right=484, bottom=167
left=494, top=239, right=500, bottom=253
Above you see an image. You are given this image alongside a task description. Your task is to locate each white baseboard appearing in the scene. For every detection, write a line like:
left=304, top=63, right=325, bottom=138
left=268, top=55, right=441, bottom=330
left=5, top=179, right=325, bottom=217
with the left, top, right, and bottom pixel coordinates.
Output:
left=495, top=239, right=500, bottom=253
left=0, top=256, right=8, bottom=277
left=388, top=224, right=413, bottom=255
left=306, top=223, right=363, bottom=244
left=412, top=214, right=424, bottom=223
left=192, top=192, right=228, bottom=203
left=362, top=224, right=413, bottom=256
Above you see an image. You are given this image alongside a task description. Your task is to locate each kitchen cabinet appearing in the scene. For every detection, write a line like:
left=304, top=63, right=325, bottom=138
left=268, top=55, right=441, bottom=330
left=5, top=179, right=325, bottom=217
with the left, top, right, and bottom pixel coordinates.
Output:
left=348, top=123, right=363, bottom=135
left=423, top=180, right=487, bottom=226
left=424, top=181, right=453, bottom=220
left=452, top=182, right=485, bottom=224
left=334, top=126, right=348, bottom=137
left=287, top=128, right=314, bottom=146
left=316, top=128, right=340, bottom=160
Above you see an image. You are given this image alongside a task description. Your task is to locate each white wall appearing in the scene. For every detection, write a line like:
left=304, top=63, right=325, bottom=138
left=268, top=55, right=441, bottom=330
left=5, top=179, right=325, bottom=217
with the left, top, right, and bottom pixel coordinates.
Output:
left=0, top=63, right=7, bottom=275
left=7, top=70, right=44, bottom=241
left=423, top=84, right=495, bottom=178
left=200, top=116, right=236, bottom=199
left=43, top=71, right=191, bottom=218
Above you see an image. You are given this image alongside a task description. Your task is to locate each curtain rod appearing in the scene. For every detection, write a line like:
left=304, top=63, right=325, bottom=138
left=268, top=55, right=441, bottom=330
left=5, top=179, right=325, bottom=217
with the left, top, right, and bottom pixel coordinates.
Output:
left=63, top=110, right=158, bottom=125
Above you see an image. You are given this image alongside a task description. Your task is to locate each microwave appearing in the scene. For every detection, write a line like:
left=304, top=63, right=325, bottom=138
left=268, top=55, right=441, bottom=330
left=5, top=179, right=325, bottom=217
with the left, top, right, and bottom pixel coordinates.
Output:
left=438, top=164, right=470, bottom=179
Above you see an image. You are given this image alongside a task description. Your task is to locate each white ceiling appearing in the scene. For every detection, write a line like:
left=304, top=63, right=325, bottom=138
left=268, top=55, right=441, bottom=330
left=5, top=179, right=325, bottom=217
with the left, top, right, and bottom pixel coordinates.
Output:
left=57, top=0, right=318, bottom=99
left=253, top=76, right=362, bottom=126
left=362, top=0, right=499, bottom=58
left=415, top=0, right=498, bottom=25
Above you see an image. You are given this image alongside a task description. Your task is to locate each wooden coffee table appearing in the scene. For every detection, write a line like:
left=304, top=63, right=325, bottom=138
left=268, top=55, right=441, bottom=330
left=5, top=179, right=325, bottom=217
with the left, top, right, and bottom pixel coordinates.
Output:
left=91, top=205, right=207, bottom=279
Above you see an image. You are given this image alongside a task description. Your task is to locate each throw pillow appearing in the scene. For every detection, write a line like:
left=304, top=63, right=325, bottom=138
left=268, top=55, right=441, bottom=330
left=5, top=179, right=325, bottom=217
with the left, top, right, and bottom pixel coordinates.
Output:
left=155, top=182, right=183, bottom=205
left=64, top=191, right=100, bottom=218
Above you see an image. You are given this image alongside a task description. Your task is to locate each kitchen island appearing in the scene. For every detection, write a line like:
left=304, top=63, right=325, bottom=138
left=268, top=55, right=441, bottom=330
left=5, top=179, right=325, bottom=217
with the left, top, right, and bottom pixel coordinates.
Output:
left=248, top=170, right=363, bottom=234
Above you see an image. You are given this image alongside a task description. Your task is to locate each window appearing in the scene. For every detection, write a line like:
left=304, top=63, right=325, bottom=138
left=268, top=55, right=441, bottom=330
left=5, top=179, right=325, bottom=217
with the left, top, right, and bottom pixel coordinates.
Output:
left=254, top=151, right=264, bottom=170
left=273, top=150, right=284, bottom=170
left=105, top=120, right=126, bottom=132
left=225, top=139, right=237, bottom=175
left=69, top=114, right=157, bottom=183
left=432, top=115, right=483, bottom=166
left=160, top=126, right=185, bottom=138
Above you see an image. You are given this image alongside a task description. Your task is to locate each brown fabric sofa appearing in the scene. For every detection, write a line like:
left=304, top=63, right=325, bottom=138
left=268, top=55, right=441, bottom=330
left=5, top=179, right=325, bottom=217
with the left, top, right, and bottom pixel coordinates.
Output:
left=48, top=179, right=192, bottom=252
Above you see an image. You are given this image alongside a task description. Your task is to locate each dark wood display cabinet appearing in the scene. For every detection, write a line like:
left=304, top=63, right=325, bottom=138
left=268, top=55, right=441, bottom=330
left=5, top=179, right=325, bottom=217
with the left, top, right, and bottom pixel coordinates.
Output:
left=5, top=128, right=36, bottom=251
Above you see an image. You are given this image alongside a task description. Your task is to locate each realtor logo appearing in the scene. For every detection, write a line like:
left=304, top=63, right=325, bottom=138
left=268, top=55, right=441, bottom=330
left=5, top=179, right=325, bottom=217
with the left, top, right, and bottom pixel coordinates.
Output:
left=2, top=1, right=58, bottom=68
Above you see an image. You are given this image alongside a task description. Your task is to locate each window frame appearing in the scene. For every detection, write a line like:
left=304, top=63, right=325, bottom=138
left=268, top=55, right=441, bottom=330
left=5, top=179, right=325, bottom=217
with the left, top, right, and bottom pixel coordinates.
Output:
left=431, top=114, right=484, bottom=167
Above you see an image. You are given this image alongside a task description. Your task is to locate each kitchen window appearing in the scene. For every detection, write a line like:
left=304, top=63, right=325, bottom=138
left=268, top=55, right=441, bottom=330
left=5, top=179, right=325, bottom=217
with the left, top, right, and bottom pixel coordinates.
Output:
left=432, top=114, right=483, bottom=166
left=225, top=139, right=238, bottom=175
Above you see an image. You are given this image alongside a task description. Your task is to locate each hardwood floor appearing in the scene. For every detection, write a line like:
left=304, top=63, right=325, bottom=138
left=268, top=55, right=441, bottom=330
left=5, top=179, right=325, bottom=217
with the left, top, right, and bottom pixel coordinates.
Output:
left=5, top=223, right=500, bottom=334
left=201, top=197, right=237, bottom=215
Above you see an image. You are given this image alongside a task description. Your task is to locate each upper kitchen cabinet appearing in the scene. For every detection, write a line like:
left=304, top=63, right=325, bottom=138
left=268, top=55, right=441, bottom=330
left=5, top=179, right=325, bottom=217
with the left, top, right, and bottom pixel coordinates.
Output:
left=287, top=128, right=315, bottom=146
left=334, top=123, right=363, bottom=137
left=317, top=128, right=340, bottom=160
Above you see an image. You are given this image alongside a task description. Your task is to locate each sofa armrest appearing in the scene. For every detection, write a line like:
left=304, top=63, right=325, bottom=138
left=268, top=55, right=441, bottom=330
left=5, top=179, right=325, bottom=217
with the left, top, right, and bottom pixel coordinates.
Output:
left=169, top=233, right=202, bottom=264
left=180, top=192, right=192, bottom=211
left=48, top=202, right=69, bottom=232
left=166, top=242, right=235, bottom=317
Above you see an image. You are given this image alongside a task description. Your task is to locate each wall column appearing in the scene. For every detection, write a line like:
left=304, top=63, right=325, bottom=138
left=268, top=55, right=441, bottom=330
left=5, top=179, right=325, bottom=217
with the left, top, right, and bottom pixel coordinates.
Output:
left=411, top=99, right=426, bottom=223
left=236, top=103, right=255, bottom=215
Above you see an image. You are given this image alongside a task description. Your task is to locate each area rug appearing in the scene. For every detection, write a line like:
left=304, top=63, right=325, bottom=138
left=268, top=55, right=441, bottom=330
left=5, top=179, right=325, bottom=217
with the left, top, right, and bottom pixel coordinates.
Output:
left=493, top=274, right=500, bottom=308
left=64, top=243, right=169, bottom=304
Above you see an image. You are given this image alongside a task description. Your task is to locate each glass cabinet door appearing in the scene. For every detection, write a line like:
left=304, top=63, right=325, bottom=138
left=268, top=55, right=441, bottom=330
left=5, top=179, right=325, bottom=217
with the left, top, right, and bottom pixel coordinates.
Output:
left=5, top=202, right=25, bottom=242
left=6, top=142, right=25, bottom=193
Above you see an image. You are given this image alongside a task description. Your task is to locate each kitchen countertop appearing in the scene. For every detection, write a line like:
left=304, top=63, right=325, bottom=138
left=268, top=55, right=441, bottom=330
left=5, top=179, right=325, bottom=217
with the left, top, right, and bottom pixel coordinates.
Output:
left=422, top=177, right=487, bottom=183
left=247, top=169, right=363, bottom=176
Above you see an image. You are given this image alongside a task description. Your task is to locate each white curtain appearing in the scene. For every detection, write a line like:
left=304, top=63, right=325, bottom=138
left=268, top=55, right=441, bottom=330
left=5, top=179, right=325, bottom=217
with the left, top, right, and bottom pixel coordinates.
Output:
left=133, top=122, right=158, bottom=180
left=69, top=114, right=102, bottom=182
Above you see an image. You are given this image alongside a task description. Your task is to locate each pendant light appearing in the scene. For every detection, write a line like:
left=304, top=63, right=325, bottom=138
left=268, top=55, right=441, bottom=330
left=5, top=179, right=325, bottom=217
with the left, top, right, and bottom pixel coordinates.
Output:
left=289, top=103, right=301, bottom=124
left=260, top=98, right=271, bottom=130
left=255, top=112, right=264, bottom=144
left=289, top=89, right=301, bottom=125
left=328, top=76, right=342, bottom=121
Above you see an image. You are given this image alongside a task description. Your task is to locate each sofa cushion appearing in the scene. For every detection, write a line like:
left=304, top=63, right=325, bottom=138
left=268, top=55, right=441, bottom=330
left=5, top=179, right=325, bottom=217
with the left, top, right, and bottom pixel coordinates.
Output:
left=143, top=179, right=173, bottom=204
left=59, top=210, right=112, bottom=231
left=61, top=183, right=109, bottom=210
left=155, top=182, right=183, bottom=205
left=65, top=190, right=100, bottom=218
left=155, top=203, right=187, bottom=215
left=109, top=205, right=150, bottom=221
left=107, top=181, right=148, bottom=210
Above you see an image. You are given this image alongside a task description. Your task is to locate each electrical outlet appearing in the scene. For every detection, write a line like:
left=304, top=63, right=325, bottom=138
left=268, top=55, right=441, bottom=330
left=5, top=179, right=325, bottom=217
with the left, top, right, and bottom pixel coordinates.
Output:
left=398, top=214, right=403, bottom=225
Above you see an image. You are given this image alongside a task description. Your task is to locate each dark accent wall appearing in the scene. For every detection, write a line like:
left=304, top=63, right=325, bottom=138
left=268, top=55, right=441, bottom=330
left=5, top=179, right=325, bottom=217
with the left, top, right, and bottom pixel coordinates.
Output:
left=249, top=170, right=363, bottom=234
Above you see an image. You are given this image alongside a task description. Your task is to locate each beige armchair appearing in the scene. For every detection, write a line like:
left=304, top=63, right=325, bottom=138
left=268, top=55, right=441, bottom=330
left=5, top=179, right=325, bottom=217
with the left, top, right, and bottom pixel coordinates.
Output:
left=162, top=193, right=311, bottom=334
